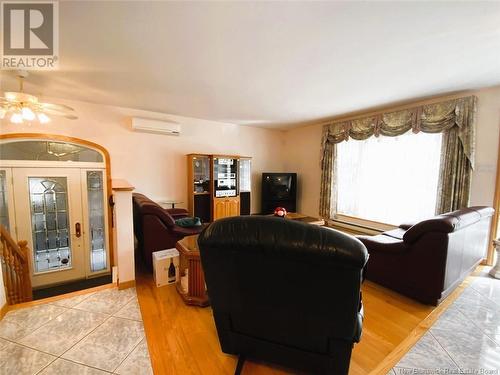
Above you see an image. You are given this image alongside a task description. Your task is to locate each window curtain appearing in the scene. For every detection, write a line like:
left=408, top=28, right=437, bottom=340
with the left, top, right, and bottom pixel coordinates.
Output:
left=319, top=95, right=477, bottom=218
left=319, top=141, right=337, bottom=218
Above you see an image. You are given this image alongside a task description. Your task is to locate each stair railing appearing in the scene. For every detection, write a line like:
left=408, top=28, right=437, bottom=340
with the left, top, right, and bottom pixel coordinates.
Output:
left=0, top=225, right=32, bottom=304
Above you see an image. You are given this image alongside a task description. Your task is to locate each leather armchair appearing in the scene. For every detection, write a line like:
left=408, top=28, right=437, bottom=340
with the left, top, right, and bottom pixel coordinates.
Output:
left=198, top=216, right=368, bottom=375
left=358, top=206, right=494, bottom=305
left=132, top=193, right=203, bottom=269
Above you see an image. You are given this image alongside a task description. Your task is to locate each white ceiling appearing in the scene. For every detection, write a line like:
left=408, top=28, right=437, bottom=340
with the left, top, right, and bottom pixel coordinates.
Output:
left=1, top=1, right=500, bottom=129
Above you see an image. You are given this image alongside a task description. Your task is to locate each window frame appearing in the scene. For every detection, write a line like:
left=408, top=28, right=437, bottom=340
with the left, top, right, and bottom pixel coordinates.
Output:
left=332, top=131, right=443, bottom=231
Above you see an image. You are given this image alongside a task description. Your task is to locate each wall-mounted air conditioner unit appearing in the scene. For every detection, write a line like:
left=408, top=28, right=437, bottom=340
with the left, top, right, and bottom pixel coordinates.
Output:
left=131, top=117, right=181, bottom=136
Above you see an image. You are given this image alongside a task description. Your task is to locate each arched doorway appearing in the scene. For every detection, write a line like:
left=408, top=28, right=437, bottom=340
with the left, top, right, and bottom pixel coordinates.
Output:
left=0, top=134, right=113, bottom=290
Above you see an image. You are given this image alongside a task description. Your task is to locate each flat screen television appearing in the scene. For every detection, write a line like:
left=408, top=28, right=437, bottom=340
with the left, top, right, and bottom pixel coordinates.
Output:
left=261, top=173, right=297, bottom=214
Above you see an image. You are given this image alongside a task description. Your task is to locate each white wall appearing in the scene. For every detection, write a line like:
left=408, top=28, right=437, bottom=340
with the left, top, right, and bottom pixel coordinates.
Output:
left=0, top=99, right=286, bottom=214
left=283, top=86, right=500, bottom=217
left=2, top=86, right=498, bottom=221
left=470, top=87, right=500, bottom=207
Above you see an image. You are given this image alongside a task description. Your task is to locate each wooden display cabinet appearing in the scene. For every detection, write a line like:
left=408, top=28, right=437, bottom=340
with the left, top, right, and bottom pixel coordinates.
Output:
left=213, top=196, right=240, bottom=220
left=187, top=154, right=251, bottom=222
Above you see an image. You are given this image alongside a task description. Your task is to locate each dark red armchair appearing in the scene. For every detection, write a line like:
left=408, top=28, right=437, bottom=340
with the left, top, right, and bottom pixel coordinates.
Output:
left=132, top=193, right=203, bottom=269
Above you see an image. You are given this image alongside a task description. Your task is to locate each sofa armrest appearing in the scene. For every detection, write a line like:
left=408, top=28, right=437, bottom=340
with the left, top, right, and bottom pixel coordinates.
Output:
left=357, top=234, right=407, bottom=253
left=353, top=301, right=364, bottom=343
left=403, top=217, right=457, bottom=243
left=399, top=222, right=415, bottom=230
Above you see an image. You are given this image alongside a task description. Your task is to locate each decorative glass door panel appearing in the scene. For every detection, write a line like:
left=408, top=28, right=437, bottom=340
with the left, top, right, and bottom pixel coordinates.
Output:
left=29, top=177, right=72, bottom=273
left=0, top=170, right=10, bottom=230
left=13, top=168, right=85, bottom=288
left=86, top=171, right=107, bottom=272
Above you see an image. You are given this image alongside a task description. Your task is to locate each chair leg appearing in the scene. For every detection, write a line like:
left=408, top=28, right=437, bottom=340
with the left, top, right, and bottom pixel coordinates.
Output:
left=234, top=355, right=246, bottom=375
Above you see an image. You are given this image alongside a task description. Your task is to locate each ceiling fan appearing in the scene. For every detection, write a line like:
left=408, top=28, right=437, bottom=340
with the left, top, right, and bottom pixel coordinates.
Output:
left=0, top=70, right=78, bottom=124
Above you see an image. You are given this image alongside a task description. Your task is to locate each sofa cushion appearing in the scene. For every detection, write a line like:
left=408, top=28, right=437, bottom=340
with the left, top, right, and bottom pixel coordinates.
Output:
left=175, top=217, right=202, bottom=227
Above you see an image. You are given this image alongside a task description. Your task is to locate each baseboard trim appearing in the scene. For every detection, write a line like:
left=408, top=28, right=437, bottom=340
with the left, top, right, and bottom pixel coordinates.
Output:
left=7, top=282, right=116, bottom=312
left=118, top=280, right=136, bottom=290
left=0, top=303, right=8, bottom=320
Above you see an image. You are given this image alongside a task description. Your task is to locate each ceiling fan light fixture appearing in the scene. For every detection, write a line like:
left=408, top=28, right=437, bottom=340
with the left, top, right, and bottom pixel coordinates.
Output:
left=37, top=112, right=51, bottom=124
left=22, top=106, right=36, bottom=121
left=1, top=71, right=77, bottom=124
left=10, top=112, right=23, bottom=124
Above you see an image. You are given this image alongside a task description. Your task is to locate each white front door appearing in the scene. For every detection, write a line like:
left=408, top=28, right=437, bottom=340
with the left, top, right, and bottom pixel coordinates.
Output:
left=12, top=168, right=86, bottom=288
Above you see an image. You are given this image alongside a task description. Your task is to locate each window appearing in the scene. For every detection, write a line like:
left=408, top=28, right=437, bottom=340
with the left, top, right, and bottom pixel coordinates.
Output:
left=0, top=140, right=103, bottom=162
left=336, top=131, right=442, bottom=226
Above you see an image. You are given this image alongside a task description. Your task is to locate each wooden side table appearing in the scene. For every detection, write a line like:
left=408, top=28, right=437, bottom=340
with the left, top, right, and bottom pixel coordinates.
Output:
left=175, top=235, right=209, bottom=307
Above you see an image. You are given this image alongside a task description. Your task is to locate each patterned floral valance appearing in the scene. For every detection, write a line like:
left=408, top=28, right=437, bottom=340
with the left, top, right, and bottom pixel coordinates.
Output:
left=321, top=96, right=477, bottom=168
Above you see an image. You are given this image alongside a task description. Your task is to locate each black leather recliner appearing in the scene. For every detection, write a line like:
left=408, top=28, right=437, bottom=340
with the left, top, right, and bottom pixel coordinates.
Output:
left=198, top=216, right=368, bottom=375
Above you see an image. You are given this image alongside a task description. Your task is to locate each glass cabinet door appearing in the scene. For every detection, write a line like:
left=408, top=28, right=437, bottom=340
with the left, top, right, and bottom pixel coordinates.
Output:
left=239, top=158, right=252, bottom=192
left=213, top=157, right=238, bottom=198
left=192, top=156, right=210, bottom=193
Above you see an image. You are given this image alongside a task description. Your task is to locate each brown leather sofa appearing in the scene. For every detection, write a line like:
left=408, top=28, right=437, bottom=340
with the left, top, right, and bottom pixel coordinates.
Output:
left=132, top=193, right=203, bottom=269
left=357, top=206, right=494, bottom=305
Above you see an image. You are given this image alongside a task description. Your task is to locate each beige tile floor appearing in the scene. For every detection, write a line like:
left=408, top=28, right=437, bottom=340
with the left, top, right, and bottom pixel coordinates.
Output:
left=389, top=271, right=500, bottom=375
left=0, top=287, right=153, bottom=375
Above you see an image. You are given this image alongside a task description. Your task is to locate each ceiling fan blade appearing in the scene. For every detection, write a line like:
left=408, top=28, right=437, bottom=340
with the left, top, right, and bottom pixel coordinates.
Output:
left=60, top=114, right=78, bottom=120
left=42, top=108, right=78, bottom=120
left=39, top=102, right=76, bottom=112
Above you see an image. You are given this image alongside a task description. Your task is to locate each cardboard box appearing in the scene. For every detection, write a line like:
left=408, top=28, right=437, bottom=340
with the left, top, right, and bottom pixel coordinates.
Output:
left=152, top=248, right=180, bottom=287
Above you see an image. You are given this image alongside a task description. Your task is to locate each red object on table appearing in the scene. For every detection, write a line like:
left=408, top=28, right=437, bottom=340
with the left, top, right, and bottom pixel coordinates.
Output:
left=274, top=207, right=287, bottom=217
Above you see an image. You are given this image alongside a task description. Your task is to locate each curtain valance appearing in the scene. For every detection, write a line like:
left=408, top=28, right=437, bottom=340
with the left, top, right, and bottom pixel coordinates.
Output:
left=321, top=96, right=477, bottom=168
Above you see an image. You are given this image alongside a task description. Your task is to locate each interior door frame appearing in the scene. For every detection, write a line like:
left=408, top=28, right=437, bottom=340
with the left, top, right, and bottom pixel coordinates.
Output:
left=488, top=131, right=500, bottom=265
left=0, top=133, right=115, bottom=268
left=12, top=167, right=86, bottom=288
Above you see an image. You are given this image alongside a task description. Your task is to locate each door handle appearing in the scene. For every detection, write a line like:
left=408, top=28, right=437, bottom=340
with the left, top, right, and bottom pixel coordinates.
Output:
left=75, top=222, right=81, bottom=238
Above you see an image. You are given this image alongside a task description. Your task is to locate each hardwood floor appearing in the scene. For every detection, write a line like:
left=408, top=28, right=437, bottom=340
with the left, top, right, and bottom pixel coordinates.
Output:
left=135, top=265, right=461, bottom=375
